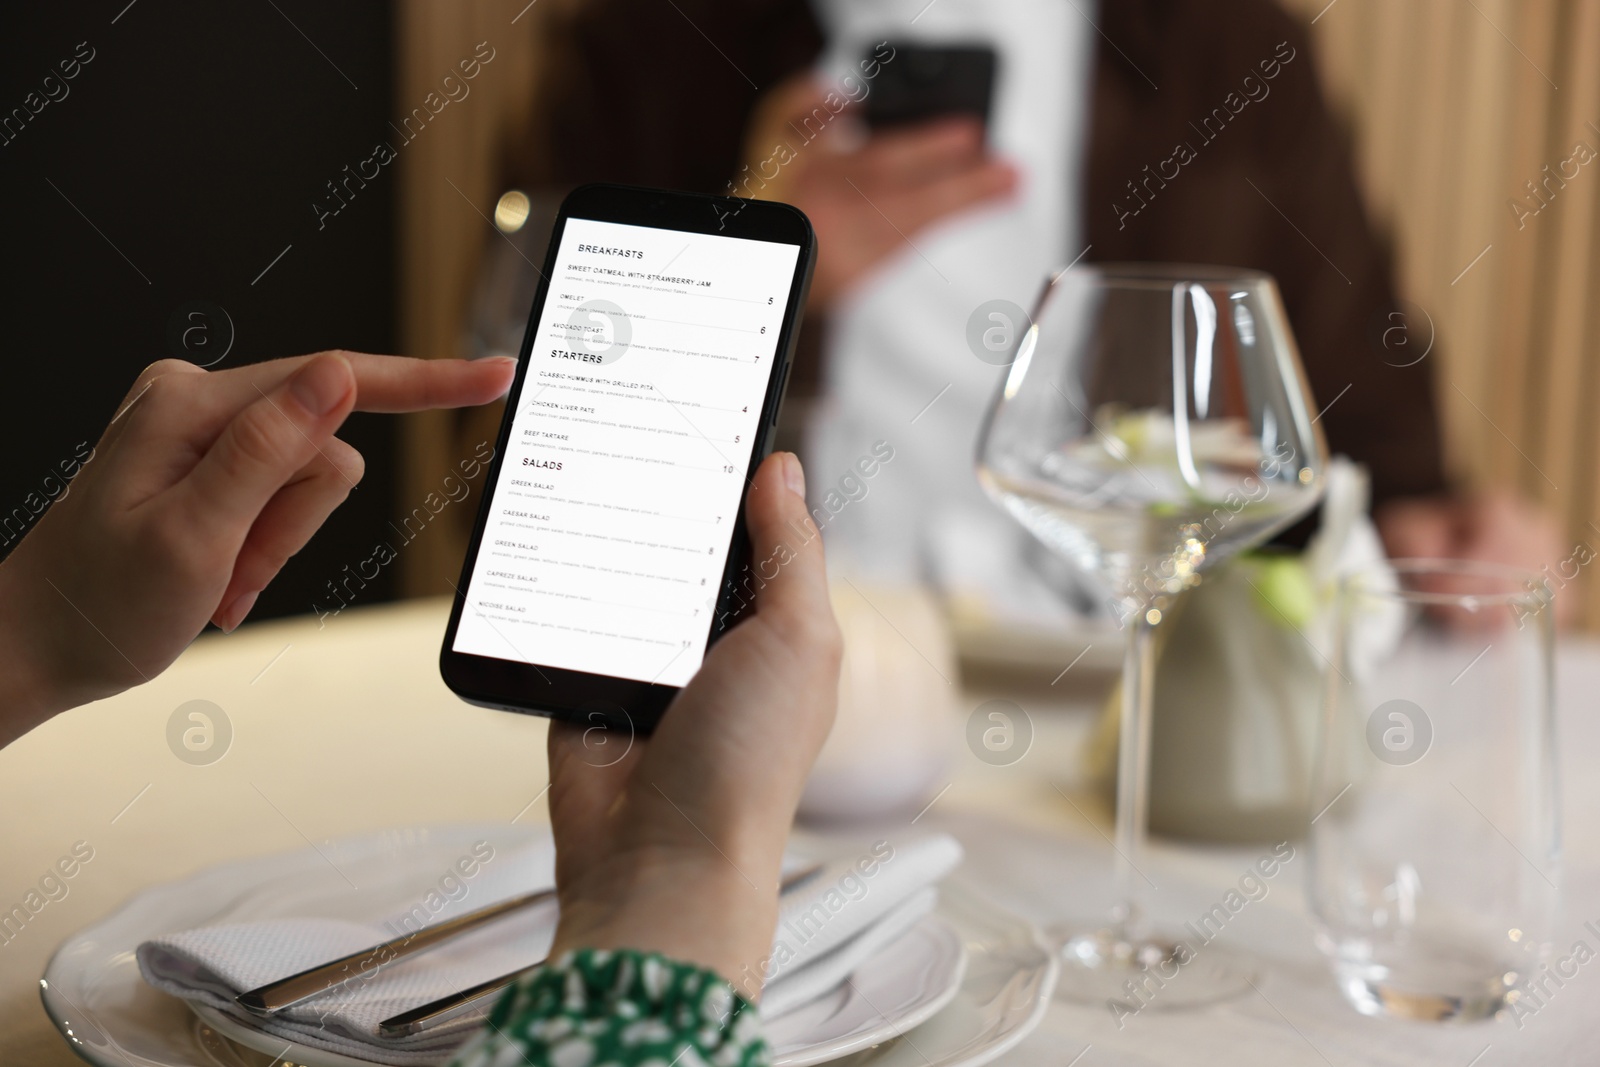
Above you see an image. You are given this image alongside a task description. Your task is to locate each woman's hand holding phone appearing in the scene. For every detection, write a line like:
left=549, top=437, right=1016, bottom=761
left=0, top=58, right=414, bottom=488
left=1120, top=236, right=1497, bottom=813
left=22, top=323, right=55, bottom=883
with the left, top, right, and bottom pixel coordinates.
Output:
left=544, top=452, right=841, bottom=1000
left=0, top=352, right=515, bottom=743
left=0, top=344, right=843, bottom=1003
left=0, top=186, right=842, bottom=1003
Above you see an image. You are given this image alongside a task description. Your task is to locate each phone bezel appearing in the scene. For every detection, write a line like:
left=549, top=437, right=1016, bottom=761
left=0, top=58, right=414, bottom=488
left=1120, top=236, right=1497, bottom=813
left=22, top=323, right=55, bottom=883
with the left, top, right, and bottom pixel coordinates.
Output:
left=438, top=183, right=815, bottom=733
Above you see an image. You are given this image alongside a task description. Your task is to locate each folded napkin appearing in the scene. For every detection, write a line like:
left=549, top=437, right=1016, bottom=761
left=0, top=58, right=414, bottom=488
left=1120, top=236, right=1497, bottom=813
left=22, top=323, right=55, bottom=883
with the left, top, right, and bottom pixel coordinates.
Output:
left=138, top=831, right=963, bottom=1066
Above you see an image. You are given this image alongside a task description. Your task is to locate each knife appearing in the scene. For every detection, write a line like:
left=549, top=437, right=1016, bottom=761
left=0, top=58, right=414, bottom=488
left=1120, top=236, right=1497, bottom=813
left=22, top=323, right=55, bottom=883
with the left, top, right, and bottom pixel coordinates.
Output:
left=235, top=887, right=557, bottom=1017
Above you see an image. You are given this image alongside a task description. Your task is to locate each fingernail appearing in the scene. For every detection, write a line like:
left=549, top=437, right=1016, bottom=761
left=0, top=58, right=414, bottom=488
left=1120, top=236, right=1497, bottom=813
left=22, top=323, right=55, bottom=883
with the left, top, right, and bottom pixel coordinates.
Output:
left=220, top=590, right=260, bottom=633
left=485, top=355, right=518, bottom=366
left=781, top=452, right=806, bottom=498
left=290, top=355, right=352, bottom=416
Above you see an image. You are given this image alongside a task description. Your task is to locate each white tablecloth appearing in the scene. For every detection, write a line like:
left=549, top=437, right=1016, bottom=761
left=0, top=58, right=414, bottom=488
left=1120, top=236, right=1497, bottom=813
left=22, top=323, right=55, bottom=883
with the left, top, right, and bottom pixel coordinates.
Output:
left=1, top=597, right=1595, bottom=1064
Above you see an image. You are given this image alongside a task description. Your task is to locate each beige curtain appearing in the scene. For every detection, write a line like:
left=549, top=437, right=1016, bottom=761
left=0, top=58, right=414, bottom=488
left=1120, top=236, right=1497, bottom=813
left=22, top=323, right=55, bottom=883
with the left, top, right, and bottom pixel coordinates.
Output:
left=393, top=0, right=542, bottom=597
left=1282, top=0, right=1600, bottom=624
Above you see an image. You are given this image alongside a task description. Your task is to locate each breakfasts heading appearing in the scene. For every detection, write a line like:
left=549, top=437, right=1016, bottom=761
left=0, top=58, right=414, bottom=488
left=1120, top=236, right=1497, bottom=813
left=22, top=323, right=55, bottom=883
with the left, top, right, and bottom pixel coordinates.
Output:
left=576, top=243, right=644, bottom=259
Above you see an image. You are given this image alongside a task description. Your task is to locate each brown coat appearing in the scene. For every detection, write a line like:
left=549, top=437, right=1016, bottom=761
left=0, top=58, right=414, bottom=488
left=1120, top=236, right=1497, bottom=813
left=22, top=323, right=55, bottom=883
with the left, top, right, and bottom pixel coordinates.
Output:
left=512, top=0, right=1445, bottom=505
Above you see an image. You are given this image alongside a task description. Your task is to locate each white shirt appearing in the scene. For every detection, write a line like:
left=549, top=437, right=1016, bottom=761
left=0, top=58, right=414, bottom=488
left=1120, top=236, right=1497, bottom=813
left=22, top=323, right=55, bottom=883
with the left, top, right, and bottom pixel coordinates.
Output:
left=806, top=0, right=1098, bottom=621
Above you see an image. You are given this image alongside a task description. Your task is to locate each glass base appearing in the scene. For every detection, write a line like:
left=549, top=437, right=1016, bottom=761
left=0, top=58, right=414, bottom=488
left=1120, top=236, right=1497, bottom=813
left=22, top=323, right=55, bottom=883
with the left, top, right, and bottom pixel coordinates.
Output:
left=1331, top=959, right=1514, bottom=1021
left=1048, top=924, right=1258, bottom=1011
left=1334, top=973, right=1508, bottom=1021
left=1320, top=931, right=1521, bottom=1021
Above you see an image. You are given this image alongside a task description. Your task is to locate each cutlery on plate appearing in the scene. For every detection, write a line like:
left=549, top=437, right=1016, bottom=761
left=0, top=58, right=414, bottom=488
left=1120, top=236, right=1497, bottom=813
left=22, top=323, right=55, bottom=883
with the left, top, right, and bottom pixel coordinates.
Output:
left=377, top=861, right=827, bottom=1038
left=235, top=887, right=558, bottom=1017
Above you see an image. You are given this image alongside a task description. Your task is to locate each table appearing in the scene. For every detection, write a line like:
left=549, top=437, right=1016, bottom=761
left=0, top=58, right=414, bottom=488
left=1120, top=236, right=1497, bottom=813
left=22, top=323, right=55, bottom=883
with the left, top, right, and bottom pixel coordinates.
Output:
left=3, top=598, right=1596, bottom=1065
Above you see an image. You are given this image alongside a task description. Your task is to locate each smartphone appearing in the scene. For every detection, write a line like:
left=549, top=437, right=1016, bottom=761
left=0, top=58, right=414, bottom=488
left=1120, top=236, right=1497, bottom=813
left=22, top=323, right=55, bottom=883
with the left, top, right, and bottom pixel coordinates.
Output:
left=863, top=43, right=997, bottom=131
left=439, top=183, right=815, bottom=733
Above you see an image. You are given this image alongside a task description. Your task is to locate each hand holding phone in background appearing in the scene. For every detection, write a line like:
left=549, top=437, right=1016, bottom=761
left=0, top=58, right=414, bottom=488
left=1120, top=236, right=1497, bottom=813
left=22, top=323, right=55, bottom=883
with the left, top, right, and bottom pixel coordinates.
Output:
left=737, top=56, right=1015, bottom=312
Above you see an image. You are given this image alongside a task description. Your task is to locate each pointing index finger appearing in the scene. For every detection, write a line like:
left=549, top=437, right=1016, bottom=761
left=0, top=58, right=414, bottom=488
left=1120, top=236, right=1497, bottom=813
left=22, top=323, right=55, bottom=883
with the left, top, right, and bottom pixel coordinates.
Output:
left=348, top=352, right=518, bottom=411
left=212, top=352, right=518, bottom=414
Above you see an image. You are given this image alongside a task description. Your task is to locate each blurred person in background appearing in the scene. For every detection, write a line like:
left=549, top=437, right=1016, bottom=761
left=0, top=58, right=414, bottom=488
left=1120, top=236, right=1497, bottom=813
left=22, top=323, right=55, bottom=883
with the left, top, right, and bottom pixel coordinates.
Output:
left=507, top=0, right=1562, bottom=619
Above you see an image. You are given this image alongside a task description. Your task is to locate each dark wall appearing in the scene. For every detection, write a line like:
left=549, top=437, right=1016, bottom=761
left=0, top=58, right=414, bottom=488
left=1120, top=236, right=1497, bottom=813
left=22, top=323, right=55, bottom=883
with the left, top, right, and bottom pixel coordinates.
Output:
left=0, top=0, right=399, bottom=620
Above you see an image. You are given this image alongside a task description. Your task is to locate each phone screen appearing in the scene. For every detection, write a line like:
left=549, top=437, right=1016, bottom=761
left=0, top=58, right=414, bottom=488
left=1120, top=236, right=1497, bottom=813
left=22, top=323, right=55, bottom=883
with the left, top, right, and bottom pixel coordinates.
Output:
left=452, top=217, right=802, bottom=687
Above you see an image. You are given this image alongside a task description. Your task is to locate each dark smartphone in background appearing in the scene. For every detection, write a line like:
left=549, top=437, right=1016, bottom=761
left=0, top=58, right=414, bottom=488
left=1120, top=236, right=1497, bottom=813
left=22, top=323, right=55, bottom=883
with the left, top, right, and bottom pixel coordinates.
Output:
left=863, top=43, right=998, bottom=131
left=439, top=183, right=815, bottom=733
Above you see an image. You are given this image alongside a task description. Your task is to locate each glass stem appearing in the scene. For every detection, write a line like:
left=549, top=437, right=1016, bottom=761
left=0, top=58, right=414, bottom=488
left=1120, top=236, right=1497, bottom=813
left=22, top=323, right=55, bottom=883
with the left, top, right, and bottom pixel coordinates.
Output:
left=1111, top=610, right=1156, bottom=943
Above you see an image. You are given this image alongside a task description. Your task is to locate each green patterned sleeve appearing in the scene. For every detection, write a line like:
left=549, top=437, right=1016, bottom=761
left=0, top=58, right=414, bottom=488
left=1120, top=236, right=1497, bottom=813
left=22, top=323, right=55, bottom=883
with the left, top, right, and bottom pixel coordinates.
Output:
left=446, top=948, right=770, bottom=1067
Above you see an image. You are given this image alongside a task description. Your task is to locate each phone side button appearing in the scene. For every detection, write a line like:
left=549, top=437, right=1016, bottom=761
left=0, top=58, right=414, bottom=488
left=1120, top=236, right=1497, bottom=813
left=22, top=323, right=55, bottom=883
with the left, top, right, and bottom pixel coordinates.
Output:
left=771, top=361, right=792, bottom=426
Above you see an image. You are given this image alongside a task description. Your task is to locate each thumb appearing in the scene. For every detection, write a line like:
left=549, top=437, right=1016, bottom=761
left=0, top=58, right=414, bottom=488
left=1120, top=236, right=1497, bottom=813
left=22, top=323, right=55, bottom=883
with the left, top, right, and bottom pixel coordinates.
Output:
left=769, top=74, right=838, bottom=123
left=177, top=353, right=358, bottom=544
left=744, top=75, right=846, bottom=165
left=741, top=453, right=834, bottom=643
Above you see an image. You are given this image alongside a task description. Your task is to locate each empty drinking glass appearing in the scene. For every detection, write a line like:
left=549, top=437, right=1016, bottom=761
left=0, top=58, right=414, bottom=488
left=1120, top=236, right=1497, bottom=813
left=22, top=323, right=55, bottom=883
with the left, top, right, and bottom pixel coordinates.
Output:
left=1308, top=560, right=1560, bottom=1020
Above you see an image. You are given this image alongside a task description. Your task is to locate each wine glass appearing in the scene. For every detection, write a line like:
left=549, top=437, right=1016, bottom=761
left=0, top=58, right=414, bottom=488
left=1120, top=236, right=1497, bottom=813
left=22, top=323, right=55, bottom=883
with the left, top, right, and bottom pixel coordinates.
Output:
left=976, top=264, right=1327, bottom=1005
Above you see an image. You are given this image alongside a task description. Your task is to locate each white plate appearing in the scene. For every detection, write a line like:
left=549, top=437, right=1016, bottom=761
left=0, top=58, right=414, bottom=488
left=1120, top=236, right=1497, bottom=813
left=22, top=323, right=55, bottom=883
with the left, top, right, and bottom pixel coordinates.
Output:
left=765, top=916, right=964, bottom=1067
left=41, top=826, right=1056, bottom=1067
left=813, top=882, right=1059, bottom=1067
left=187, top=915, right=964, bottom=1067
